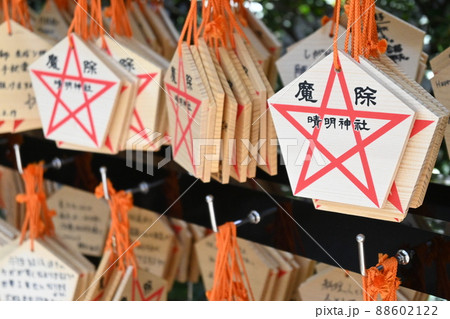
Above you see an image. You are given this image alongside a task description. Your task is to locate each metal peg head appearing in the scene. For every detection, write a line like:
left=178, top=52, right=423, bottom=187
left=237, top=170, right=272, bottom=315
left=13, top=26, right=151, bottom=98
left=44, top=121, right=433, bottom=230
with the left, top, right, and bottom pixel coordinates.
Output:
left=138, top=182, right=149, bottom=194
left=50, top=157, right=62, bottom=170
left=395, top=249, right=410, bottom=265
left=205, top=195, right=214, bottom=203
left=356, top=234, right=366, bottom=277
left=248, top=210, right=261, bottom=225
left=356, top=234, right=365, bottom=243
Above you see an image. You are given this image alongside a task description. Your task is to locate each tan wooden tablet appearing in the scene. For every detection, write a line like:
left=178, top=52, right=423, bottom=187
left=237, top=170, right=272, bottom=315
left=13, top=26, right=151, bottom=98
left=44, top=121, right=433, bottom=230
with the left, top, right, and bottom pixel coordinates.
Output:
left=0, top=21, right=54, bottom=132
left=210, top=48, right=238, bottom=184
left=374, top=7, right=425, bottom=80
left=30, top=34, right=122, bottom=148
left=128, top=206, right=177, bottom=282
left=47, top=185, right=110, bottom=256
left=314, top=54, right=447, bottom=221
left=164, top=43, right=209, bottom=179
left=0, top=238, right=79, bottom=300
left=220, top=48, right=252, bottom=183
left=269, top=51, right=415, bottom=208
left=276, top=21, right=346, bottom=86
left=34, top=0, right=68, bottom=42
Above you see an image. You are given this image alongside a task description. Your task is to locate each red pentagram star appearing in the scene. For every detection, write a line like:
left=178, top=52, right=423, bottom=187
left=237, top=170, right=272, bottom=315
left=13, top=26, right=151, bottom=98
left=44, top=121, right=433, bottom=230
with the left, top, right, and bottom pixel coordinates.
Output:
left=129, top=73, right=159, bottom=147
left=166, top=58, right=201, bottom=175
left=272, top=64, right=412, bottom=207
left=32, top=35, right=118, bottom=146
left=131, top=279, right=164, bottom=301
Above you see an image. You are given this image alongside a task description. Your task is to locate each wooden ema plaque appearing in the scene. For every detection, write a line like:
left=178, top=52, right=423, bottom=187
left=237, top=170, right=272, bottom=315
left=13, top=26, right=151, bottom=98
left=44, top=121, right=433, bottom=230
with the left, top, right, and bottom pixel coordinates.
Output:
left=57, top=39, right=139, bottom=154
left=103, top=36, right=164, bottom=151
left=164, top=43, right=210, bottom=180
left=268, top=51, right=415, bottom=208
left=170, top=219, right=192, bottom=283
left=430, top=48, right=450, bottom=160
left=47, top=185, right=110, bottom=256
left=0, top=21, right=54, bottom=133
left=233, top=34, right=266, bottom=178
left=139, top=2, right=177, bottom=61
left=377, top=56, right=449, bottom=208
left=209, top=47, right=238, bottom=184
left=115, top=266, right=168, bottom=301
left=30, top=34, right=122, bottom=148
left=314, top=55, right=448, bottom=221
left=277, top=21, right=346, bottom=87
left=244, top=39, right=278, bottom=176
left=220, top=47, right=252, bottom=183
left=0, top=238, right=79, bottom=301
left=299, top=266, right=363, bottom=301
left=128, top=206, right=178, bottom=281
left=374, top=7, right=425, bottom=80
left=34, top=0, right=68, bottom=42
left=243, top=7, right=282, bottom=88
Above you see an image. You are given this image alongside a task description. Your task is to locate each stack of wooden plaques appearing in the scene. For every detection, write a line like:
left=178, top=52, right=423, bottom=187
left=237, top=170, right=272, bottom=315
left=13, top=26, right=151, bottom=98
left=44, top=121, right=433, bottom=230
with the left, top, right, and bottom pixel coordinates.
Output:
left=81, top=189, right=169, bottom=301
left=269, top=7, right=449, bottom=222
left=0, top=178, right=95, bottom=301
left=82, top=248, right=169, bottom=301
left=0, top=18, right=54, bottom=133
left=311, top=54, right=449, bottom=222
left=30, top=1, right=173, bottom=154
left=430, top=47, right=450, bottom=159
left=195, top=231, right=316, bottom=301
left=299, top=263, right=429, bottom=301
left=164, top=0, right=277, bottom=183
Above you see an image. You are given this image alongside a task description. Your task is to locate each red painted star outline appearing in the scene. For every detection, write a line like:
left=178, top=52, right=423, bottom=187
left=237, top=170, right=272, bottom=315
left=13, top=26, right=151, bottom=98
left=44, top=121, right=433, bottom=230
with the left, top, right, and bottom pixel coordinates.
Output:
left=271, top=64, right=412, bottom=207
left=129, top=73, right=158, bottom=141
left=165, top=58, right=202, bottom=175
left=131, top=279, right=165, bottom=301
left=32, top=35, right=118, bottom=146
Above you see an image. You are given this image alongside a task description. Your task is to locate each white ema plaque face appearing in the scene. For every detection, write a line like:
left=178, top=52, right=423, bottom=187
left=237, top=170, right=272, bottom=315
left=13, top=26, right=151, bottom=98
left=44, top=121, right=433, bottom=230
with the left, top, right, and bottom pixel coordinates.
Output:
left=30, top=34, right=121, bottom=148
left=268, top=51, right=416, bottom=208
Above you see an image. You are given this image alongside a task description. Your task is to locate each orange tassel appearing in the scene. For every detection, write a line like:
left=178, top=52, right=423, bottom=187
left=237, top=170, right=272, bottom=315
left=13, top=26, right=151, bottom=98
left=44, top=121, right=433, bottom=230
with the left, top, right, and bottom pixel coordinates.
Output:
left=206, top=222, right=254, bottom=301
left=363, top=254, right=401, bottom=301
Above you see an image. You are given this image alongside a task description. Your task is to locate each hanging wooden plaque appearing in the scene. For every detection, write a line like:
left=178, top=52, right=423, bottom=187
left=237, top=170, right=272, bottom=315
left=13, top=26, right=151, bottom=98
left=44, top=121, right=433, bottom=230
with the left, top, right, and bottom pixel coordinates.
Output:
left=47, top=185, right=110, bottom=256
left=0, top=239, right=79, bottom=301
left=299, top=266, right=363, bottom=301
left=314, top=54, right=447, bottom=221
left=276, top=21, right=346, bottom=86
left=164, top=43, right=210, bottom=179
left=30, top=34, right=122, bottom=148
left=128, top=206, right=176, bottom=280
left=374, top=7, right=425, bottom=80
left=34, top=0, right=68, bottom=42
left=269, top=51, right=416, bottom=208
left=0, top=21, right=54, bottom=133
